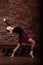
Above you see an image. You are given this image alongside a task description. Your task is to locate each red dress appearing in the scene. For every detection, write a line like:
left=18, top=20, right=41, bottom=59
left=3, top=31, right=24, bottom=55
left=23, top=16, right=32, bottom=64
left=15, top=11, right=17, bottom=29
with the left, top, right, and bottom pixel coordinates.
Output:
left=12, top=27, right=29, bottom=44
left=19, top=32, right=29, bottom=44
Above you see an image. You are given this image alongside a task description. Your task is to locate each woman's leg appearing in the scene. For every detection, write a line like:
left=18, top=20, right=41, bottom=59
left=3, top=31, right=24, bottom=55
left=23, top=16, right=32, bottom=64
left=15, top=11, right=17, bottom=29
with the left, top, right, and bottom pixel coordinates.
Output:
left=10, top=43, right=21, bottom=57
left=28, top=37, right=35, bottom=58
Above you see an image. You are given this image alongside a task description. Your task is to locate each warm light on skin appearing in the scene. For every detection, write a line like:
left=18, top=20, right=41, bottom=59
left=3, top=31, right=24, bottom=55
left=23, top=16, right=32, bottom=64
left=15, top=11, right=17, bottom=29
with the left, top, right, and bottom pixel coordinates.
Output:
left=3, top=18, right=6, bottom=21
left=6, top=26, right=14, bottom=34
left=6, top=26, right=12, bottom=31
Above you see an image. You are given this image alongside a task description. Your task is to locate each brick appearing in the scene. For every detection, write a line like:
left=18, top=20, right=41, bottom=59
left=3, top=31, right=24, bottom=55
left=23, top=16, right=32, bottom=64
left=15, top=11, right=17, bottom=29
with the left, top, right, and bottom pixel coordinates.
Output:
left=0, top=0, right=40, bottom=45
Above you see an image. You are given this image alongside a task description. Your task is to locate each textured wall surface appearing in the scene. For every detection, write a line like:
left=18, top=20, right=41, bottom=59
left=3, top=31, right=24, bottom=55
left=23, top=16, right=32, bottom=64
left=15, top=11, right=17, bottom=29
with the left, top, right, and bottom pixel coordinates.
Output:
left=0, top=0, right=40, bottom=45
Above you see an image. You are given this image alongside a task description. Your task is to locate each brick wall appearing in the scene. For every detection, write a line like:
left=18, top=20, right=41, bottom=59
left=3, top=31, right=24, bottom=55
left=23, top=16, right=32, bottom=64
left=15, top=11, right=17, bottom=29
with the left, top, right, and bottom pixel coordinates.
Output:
left=0, top=0, right=40, bottom=45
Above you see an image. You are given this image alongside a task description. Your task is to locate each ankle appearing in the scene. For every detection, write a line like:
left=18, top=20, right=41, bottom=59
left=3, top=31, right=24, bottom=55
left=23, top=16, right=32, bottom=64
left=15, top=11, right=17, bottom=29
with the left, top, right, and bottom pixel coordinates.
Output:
left=30, top=50, right=33, bottom=53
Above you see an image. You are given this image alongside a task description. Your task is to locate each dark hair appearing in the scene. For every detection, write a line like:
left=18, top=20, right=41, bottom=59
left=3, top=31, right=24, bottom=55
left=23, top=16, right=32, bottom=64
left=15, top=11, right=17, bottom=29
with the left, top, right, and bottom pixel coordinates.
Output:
left=13, top=27, right=24, bottom=34
left=6, top=30, right=10, bottom=32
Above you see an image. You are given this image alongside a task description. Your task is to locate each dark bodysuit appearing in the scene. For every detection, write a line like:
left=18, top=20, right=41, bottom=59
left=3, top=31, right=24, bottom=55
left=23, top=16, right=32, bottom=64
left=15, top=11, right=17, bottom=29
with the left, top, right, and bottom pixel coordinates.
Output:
left=12, top=27, right=29, bottom=44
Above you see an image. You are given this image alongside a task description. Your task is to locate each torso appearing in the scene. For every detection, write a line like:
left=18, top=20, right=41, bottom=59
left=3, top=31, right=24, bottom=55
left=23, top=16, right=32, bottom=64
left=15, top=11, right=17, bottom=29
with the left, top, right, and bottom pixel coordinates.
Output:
left=12, top=27, right=29, bottom=44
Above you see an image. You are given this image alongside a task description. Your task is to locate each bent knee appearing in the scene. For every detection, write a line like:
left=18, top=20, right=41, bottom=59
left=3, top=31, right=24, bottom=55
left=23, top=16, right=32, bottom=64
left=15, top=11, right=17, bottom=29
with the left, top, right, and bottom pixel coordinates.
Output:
left=28, top=38, right=35, bottom=44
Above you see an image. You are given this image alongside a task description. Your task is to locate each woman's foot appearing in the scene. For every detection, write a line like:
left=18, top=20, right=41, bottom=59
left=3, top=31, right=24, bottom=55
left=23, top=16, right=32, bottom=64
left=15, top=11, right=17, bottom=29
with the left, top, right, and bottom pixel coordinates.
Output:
left=30, top=51, right=34, bottom=58
left=10, top=53, right=14, bottom=57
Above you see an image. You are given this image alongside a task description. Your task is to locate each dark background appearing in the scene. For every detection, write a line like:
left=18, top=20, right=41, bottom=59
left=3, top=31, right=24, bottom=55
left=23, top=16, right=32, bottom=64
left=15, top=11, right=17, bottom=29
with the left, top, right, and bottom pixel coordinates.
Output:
left=0, top=0, right=41, bottom=57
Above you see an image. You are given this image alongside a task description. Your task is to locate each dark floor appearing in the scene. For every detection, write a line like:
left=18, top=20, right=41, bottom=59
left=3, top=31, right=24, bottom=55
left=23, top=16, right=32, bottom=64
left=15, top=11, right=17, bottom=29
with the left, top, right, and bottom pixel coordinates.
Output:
left=0, top=56, right=41, bottom=65
left=0, top=46, right=41, bottom=65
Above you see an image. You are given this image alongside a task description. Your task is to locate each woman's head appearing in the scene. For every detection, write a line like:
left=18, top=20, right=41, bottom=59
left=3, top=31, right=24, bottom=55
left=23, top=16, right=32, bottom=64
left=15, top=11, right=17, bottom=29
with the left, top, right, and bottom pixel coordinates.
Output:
left=6, top=26, right=12, bottom=31
left=6, top=26, right=14, bottom=34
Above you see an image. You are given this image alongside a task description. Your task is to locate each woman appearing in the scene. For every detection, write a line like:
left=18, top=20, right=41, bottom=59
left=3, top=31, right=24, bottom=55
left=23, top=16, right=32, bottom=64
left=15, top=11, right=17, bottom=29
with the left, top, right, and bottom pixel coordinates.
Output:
left=4, top=18, right=35, bottom=58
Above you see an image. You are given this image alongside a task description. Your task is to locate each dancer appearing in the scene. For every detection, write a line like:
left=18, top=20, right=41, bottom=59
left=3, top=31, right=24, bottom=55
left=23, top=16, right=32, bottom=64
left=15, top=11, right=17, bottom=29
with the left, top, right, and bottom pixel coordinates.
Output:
left=3, top=18, right=35, bottom=58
